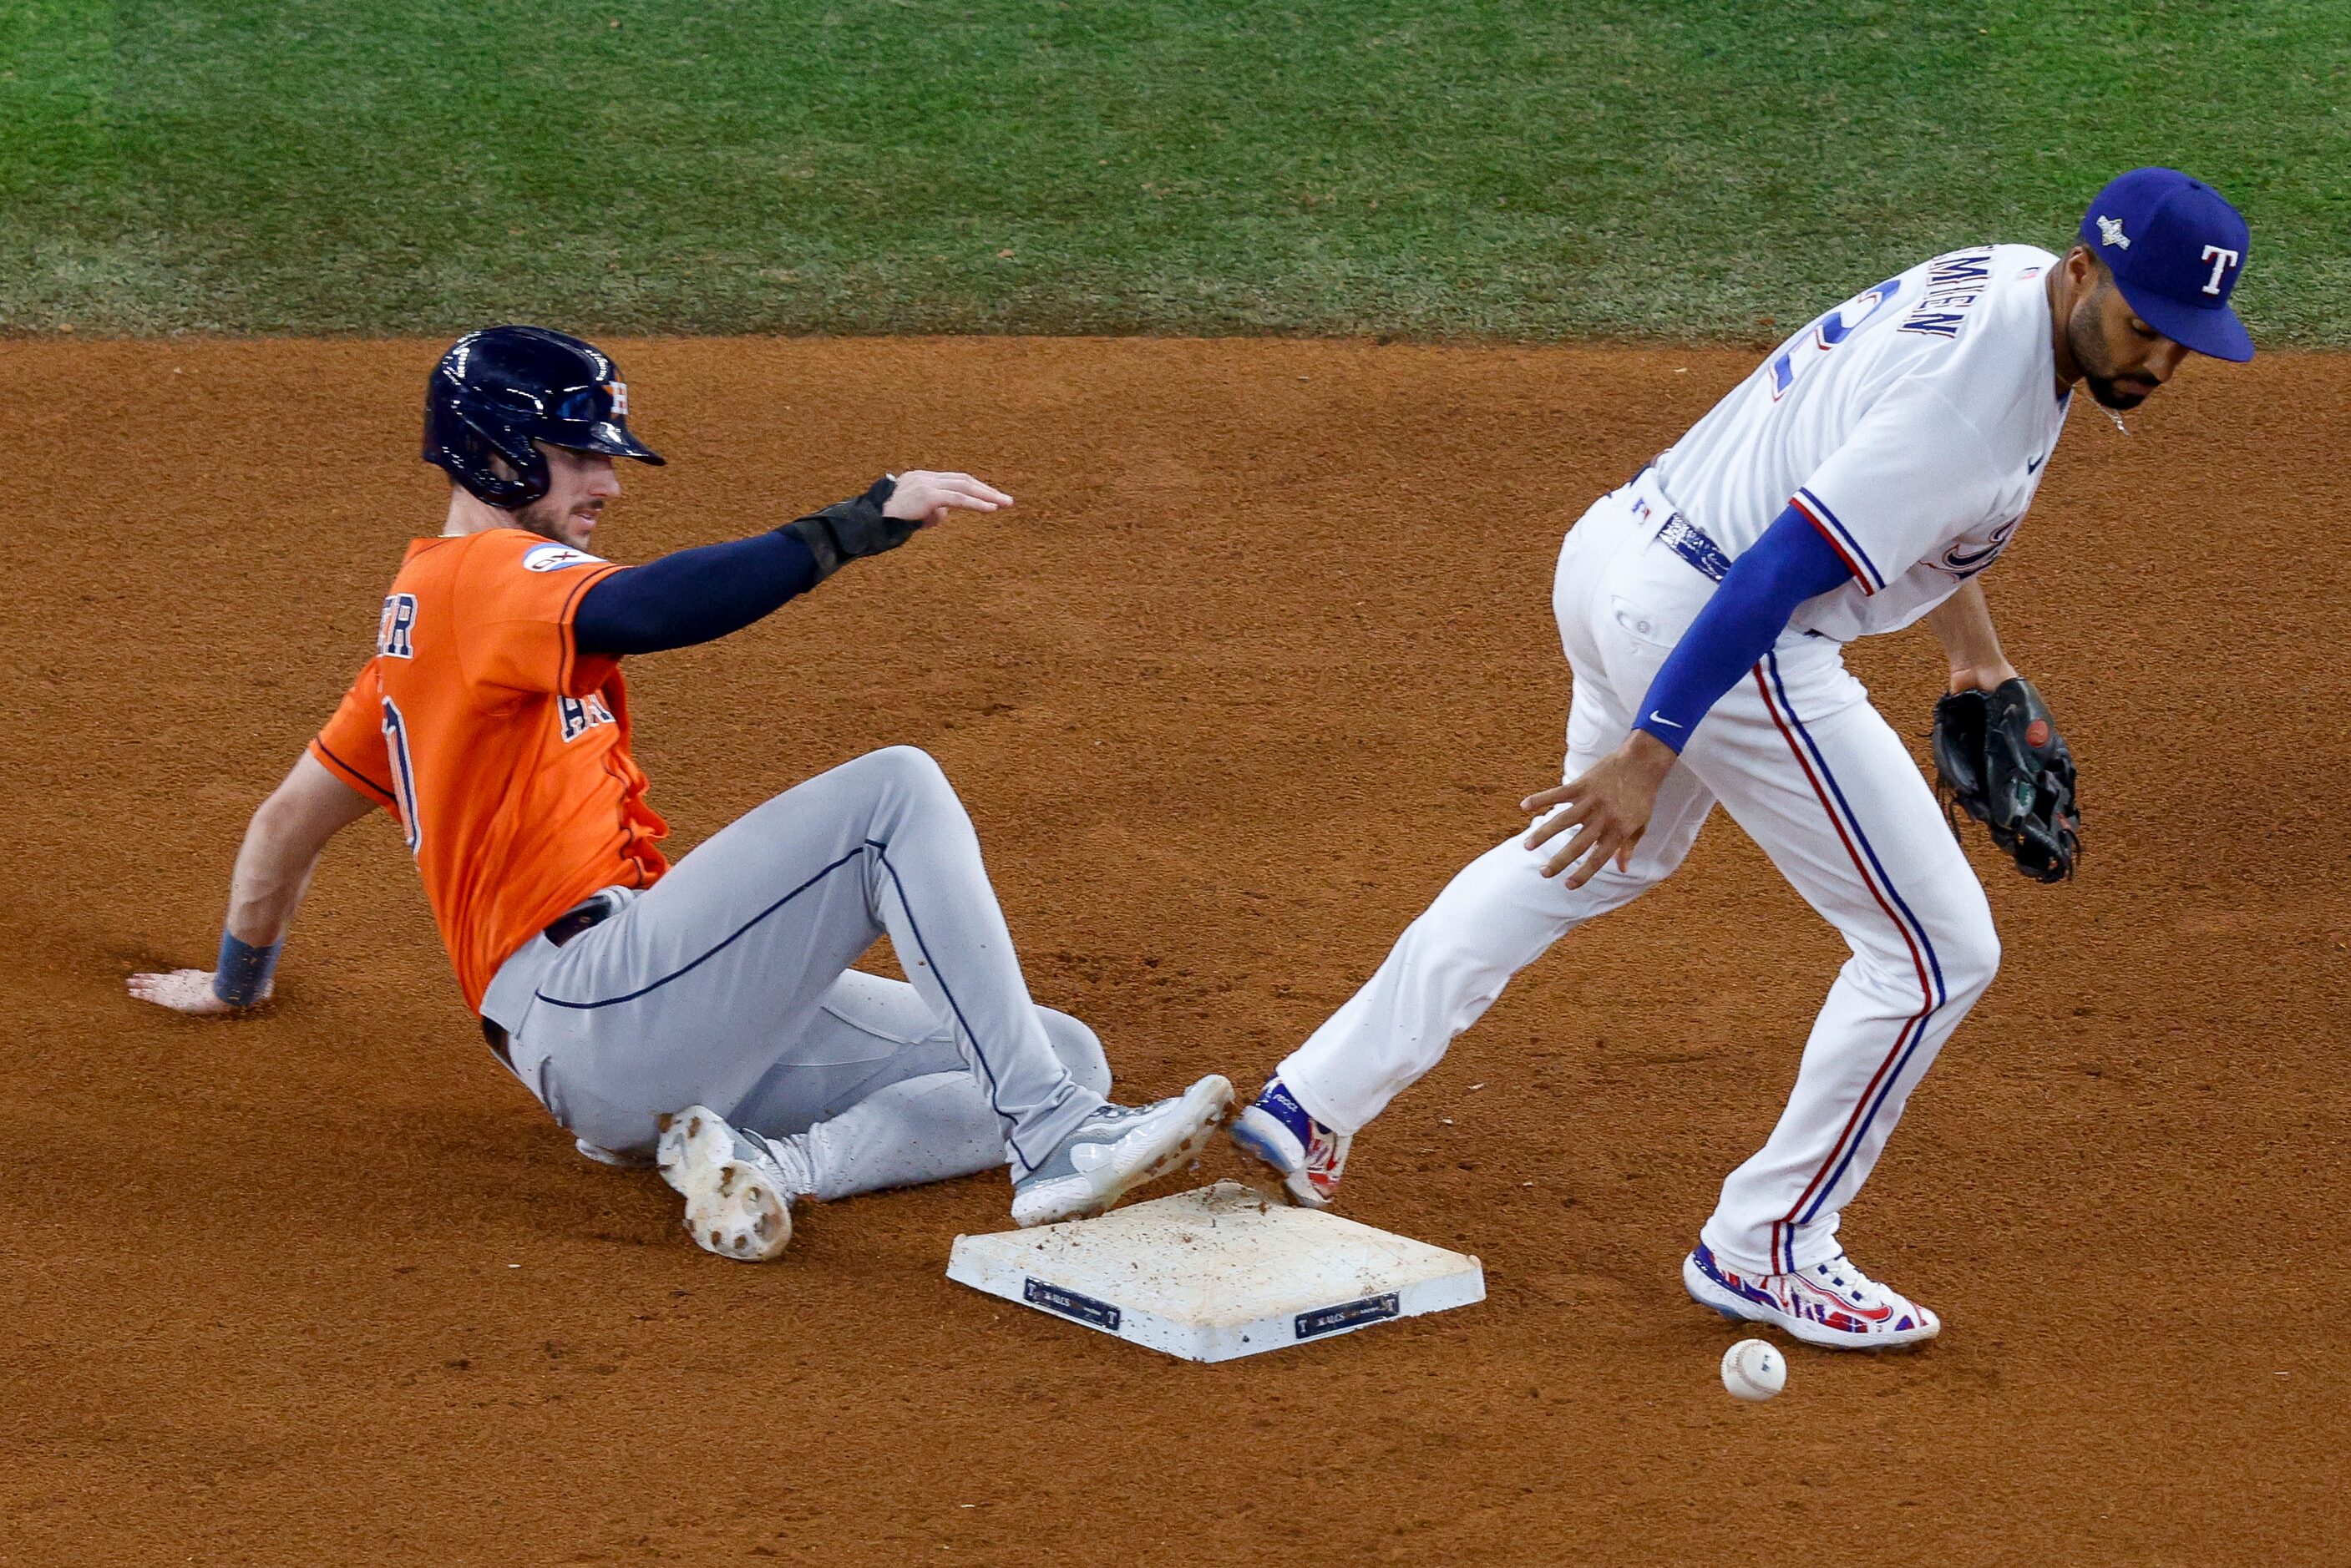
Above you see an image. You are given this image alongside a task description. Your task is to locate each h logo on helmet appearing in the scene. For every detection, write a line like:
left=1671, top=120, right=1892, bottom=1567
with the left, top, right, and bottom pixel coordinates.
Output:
left=606, top=381, right=629, bottom=415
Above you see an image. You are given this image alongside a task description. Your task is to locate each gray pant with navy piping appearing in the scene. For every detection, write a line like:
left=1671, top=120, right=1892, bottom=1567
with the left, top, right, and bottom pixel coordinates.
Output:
left=479, top=746, right=1110, bottom=1196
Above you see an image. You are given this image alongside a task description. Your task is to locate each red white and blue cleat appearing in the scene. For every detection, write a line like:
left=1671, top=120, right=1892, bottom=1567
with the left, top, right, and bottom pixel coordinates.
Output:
left=1683, top=1241, right=1941, bottom=1350
left=1229, top=1077, right=1351, bottom=1209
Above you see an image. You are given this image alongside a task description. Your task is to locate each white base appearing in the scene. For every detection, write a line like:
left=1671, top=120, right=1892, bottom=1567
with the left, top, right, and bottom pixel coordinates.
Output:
left=947, top=1181, right=1484, bottom=1362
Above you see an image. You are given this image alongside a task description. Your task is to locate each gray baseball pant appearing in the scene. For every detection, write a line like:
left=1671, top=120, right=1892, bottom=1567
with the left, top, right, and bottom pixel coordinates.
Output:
left=479, top=746, right=1110, bottom=1195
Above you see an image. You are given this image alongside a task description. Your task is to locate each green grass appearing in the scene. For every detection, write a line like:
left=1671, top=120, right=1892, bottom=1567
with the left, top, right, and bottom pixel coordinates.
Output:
left=3, top=0, right=2346, bottom=341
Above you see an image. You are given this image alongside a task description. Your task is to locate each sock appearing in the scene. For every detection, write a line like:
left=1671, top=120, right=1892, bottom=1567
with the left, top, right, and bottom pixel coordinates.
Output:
left=755, top=1130, right=817, bottom=1200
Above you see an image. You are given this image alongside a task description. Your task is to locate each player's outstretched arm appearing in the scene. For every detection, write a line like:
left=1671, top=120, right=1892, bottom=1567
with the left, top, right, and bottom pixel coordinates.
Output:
left=573, top=470, right=1016, bottom=656
left=127, top=752, right=379, bottom=1015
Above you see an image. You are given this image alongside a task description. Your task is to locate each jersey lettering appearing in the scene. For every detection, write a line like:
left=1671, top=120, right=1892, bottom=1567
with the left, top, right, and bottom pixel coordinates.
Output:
left=381, top=695, right=423, bottom=854
left=1899, top=248, right=1996, bottom=338
left=1939, top=518, right=2021, bottom=579
left=377, top=594, right=418, bottom=659
left=558, top=692, right=616, bottom=743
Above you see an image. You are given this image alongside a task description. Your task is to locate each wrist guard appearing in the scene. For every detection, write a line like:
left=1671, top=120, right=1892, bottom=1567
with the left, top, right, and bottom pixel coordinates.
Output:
left=213, top=930, right=282, bottom=1007
left=780, top=475, right=915, bottom=581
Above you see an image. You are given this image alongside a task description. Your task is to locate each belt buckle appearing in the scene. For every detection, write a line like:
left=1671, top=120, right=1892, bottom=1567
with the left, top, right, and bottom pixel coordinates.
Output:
left=545, top=893, right=615, bottom=948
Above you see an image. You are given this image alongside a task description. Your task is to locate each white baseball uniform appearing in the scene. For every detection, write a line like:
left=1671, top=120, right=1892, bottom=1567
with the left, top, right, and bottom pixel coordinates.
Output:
left=1279, top=244, right=2073, bottom=1274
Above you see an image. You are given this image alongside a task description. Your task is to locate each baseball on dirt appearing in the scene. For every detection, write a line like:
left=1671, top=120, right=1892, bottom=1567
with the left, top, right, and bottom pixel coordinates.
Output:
left=1720, top=1338, right=1786, bottom=1402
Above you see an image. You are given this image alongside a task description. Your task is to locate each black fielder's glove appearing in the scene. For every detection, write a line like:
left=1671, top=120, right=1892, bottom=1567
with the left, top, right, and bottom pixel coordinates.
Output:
left=782, top=475, right=913, bottom=581
left=1930, top=677, right=2080, bottom=883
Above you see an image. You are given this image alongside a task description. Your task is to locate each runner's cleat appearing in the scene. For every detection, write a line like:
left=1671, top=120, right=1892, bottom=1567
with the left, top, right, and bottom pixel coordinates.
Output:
left=656, top=1105, right=806, bottom=1262
left=1229, top=1076, right=1350, bottom=1210
left=1011, top=1075, right=1234, bottom=1228
left=1682, top=1242, right=1941, bottom=1350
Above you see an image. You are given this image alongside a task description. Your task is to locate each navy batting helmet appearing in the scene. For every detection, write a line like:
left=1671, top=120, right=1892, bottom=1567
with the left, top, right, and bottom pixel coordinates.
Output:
left=423, top=326, right=664, bottom=509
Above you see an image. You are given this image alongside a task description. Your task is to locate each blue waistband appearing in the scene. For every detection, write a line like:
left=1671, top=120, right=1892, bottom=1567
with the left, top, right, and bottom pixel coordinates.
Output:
left=1658, top=512, right=1731, bottom=583
left=1629, top=463, right=1731, bottom=584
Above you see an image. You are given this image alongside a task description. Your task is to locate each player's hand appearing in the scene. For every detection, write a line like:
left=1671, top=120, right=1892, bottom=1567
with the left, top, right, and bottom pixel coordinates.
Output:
left=882, top=471, right=1014, bottom=527
left=127, top=968, right=255, bottom=1015
left=1520, top=733, right=1680, bottom=888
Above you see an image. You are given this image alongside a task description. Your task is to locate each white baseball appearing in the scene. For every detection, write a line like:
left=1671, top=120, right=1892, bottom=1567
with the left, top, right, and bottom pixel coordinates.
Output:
left=1720, top=1338, right=1786, bottom=1402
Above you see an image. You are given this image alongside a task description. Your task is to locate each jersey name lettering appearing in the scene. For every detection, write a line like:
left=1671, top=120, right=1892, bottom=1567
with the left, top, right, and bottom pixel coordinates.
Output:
left=1939, top=517, right=2021, bottom=579
left=377, top=594, right=418, bottom=659
left=1898, top=249, right=1996, bottom=339
left=559, top=693, right=616, bottom=742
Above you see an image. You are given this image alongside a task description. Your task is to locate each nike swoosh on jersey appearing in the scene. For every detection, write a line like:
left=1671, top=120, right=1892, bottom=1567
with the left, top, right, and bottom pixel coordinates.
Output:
left=2026, top=452, right=2047, bottom=473
left=1646, top=711, right=1685, bottom=729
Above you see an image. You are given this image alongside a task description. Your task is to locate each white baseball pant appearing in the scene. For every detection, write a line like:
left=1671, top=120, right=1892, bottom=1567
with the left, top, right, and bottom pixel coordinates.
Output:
left=1278, top=468, right=1999, bottom=1274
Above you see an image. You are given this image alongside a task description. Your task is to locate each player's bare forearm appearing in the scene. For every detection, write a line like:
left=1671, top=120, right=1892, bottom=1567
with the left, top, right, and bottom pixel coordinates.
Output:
left=224, top=756, right=374, bottom=942
left=1923, top=580, right=2019, bottom=693
left=128, top=752, right=377, bottom=1014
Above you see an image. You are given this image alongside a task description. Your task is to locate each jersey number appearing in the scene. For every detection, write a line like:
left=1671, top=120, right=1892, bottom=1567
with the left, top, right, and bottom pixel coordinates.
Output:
left=1769, top=276, right=1903, bottom=401
left=381, top=695, right=423, bottom=855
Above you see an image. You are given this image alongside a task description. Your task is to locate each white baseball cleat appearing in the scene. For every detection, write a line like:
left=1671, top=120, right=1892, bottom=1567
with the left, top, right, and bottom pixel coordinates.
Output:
left=1010, top=1075, right=1234, bottom=1228
left=1683, top=1242, right=1942, bottom=1350
left=656, top=1105, right=803, bottom=1263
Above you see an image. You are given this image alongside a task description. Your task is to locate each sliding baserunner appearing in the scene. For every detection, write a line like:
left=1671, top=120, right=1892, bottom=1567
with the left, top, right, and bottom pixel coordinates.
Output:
left=131, top=326, right=1229, bottom=1262
left=1231, top=169, right=2250, bottom=1348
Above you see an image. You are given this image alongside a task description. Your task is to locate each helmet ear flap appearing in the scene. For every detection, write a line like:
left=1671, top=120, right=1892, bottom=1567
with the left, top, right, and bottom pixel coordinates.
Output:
left=433, top=405, right=548, bottom=509
left=461, top=414, right=550, bottom=509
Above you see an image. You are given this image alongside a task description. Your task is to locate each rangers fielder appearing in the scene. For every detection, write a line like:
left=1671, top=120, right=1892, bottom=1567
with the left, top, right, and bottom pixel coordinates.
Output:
left=1232, top=168, right=2252, bottom=1348
left=130, top=326, right=1230, bottom=1262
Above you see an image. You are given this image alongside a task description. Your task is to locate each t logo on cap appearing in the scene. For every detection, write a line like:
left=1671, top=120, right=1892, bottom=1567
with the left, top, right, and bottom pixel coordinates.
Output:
left=2201, top=245, right=2241, bottom=296
left=2078, top=167, right=2253, bottom=362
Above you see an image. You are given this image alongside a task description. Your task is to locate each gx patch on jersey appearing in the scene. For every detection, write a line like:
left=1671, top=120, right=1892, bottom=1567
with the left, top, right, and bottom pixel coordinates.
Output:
left=523, top=543, right=608, bottom=573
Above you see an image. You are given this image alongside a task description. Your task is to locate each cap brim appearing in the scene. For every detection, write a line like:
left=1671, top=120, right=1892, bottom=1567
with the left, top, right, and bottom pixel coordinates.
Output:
left=2117, top=278, right=2255, bottom=363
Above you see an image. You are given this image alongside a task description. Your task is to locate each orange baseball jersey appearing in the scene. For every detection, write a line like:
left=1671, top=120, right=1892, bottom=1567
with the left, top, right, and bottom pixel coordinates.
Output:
left=309, top=529, right=670, bottom=1011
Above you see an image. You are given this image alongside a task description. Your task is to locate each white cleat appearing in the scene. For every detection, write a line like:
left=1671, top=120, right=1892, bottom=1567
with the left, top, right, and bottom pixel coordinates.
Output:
left=1010, top=1075, right=1234, bottom=1228
left=1683, top=1242, right=1942, bottom=1350
left=656, top=1105, right=795, bottom=1263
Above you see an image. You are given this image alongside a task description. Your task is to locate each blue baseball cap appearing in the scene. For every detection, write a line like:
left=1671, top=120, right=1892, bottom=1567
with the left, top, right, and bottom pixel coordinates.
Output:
left=2079, top=167, right=2253, bottom=362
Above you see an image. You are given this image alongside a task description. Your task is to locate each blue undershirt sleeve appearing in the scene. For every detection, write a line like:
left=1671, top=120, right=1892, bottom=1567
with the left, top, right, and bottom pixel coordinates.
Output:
left=1629, top=505, right=1857, bottom=752
left=574, top=529, right=823, bottom=655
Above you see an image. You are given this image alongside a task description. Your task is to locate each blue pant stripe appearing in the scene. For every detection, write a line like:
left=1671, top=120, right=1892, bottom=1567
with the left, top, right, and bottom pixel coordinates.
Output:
left=1761, top=653, right=1947, bottom=1239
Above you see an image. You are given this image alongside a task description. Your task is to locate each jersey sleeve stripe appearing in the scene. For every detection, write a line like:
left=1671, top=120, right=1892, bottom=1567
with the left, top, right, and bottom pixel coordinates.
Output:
left=309, top=736, right=397, bottom=804
left=1791, top=488, right=1885, bottom=594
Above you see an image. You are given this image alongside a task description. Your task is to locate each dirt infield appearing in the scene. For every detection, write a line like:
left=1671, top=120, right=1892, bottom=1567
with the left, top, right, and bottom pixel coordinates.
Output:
left=3, top=336, right=2344, bottom=1565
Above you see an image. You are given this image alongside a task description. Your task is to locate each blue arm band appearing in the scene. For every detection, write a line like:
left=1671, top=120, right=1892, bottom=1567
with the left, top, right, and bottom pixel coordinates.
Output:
left=574, top=529, right=822, bottom=656
left=1630, top=505, right=1856, bottom=752
left=213, top=930, right=283, bottom=1007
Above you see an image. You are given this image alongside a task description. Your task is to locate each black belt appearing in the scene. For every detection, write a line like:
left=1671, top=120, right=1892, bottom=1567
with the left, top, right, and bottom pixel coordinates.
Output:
left=479, top=894, right=618, bottom=1070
